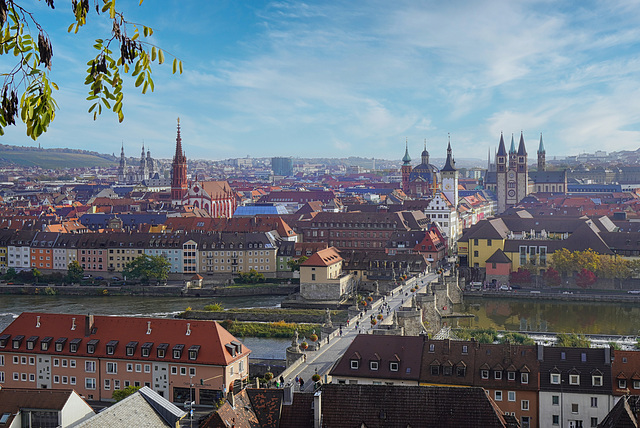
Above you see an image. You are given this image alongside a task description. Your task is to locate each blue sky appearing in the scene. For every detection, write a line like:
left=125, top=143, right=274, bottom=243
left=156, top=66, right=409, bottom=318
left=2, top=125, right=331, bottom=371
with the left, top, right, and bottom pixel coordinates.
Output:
left=4, top=0, right=640, bottom=162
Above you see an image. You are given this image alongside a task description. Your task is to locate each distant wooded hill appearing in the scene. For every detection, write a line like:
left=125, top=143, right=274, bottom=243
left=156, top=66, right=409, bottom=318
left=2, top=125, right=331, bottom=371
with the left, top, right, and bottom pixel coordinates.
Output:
left=0, top=144, right=117, bottom=169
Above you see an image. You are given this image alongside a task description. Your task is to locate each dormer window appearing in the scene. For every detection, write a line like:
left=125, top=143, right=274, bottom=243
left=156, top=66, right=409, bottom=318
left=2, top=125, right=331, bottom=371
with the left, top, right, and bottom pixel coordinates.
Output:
left=481, top=370, right=489, bottom=379
left=141, top=342, right=153, bottom=357
left=87, top=339, right=99, bottom=354
left=0, top=334, right=10, bottom=348
left=592, top=375, right=603, bottom=386
left=12, top=335, right=24, bottom=349
left=41, top=337, right=53, bottom=351
left=55, top=337, right=67, bottom=352
left=126, top=341, right=138, bottom=356
left=429, top=344, right=435, bottom=353
left=390, top=362, right=399, bottom=372
left=173, top=344, right=184, bottom=359
left=70, top=338, right=81, bottom=353
left=106, top=340, right=118, bottom=355
left=350, top=360, right=359, bottom=369
left=188, top=345, right=200, bottom=360
left=370, top=361, right=379, bottom=371
left=551, top=373, right=561, bottom=384
left=157, top=343, right=168, bottom=358
left=569, top=374, right=580, bottom=385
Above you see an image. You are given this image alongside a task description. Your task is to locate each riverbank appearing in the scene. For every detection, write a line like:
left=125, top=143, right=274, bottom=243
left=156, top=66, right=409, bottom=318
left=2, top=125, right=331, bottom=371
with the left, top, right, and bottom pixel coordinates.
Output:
left=0, top=283, right=298, bottom=297
left=464, top=289, right=640, bottom=303
left=178, top=308, right=348, bottom=324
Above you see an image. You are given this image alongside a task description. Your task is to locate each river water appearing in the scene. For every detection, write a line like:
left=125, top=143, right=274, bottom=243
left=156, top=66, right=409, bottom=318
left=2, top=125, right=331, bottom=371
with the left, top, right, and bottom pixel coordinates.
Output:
left=1, top=295, right=638, bottom=359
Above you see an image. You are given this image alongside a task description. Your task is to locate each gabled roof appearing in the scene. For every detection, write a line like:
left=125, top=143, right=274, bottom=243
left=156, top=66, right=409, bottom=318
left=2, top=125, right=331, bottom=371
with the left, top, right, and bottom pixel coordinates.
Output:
left=301, top=247, right=342, bottom=267
left=486, top=248, right=512, bottom=264
left=0, top=389, right=88, bottom=427
left=1, top=313, right=250, bottom=366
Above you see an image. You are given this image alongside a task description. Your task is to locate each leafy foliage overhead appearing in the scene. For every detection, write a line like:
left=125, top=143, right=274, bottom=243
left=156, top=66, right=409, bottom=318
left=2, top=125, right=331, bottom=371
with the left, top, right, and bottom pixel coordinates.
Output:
left=0, top=0, right=182, bottom=140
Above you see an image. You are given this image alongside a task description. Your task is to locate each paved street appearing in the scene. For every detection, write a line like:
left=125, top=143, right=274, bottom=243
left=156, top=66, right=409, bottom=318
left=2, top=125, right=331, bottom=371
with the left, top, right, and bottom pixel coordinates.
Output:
left=287, top=271, right=439, bottom=392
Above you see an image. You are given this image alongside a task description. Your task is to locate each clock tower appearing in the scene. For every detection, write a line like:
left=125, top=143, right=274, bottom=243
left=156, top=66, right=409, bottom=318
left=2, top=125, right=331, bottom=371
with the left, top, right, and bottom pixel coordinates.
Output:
left=496, top=132, right=529, bottom=213
left=440, top=137, right=458, bottom=208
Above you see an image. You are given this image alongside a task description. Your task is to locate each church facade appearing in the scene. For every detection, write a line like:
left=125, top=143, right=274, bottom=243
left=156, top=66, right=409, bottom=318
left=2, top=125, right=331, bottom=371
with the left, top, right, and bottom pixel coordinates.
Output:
left=169, top=119, right=237, bottom=218
left=117, top=144, right=156, bottom=184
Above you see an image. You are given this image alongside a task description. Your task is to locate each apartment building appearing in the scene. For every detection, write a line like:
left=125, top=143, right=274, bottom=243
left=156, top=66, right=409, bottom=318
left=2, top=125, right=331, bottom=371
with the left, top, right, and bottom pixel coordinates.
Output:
left=0, top=313, right=250, bottom=405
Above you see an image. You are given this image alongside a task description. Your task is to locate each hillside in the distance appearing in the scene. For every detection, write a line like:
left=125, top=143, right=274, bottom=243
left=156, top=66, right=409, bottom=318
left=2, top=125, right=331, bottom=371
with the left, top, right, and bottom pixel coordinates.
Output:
left=0, top=144, right=117, bottom=169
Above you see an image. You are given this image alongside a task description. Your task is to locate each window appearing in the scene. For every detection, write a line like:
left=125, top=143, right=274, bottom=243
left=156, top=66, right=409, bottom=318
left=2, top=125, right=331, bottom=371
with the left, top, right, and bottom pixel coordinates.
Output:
left=189, top=367, right=196, bottom=376
left=85, top=361, right=96, bottom=373
left=370, top=361, right=379, bottom=371
left=429, top=344, right=435, bottom=352
left=431, top=365, right=439, bottom=375
left=350, top=360, right=359, bottom=369
left=62, top=359, right=67, bottom=368
left=552, top=395, right=560, bottom=405
left=12, top=356, right=18, bottom=364
left=551, top=373, right=561, bottom=384
left=456, top=366, right=466, bottom=377
left=634, top=380, right=640, bottom=389
left=171, top=366, right=178, bottom=375
left=70, top=376, right=76, bottom=385
left=85, top=378, right=96, bottom=390
left=569, top=374, right=580, bottom=385
left=521, top=416, right=530, bottom=428
left=114, top=380, right=120, bottom=390
left=495, top=391, right=502, bottom=401
left=619, top=379, right=627, bottom=389
left=462, top=345, right=468, bottom=354
left=508, top=391, right=516, bottom=402
left=106, top=362, right=117, bottom=374
left=390, top=362, right=399, bottom=372
left=521, top=373, right=529, bottom=384
left=481, top=370, right=489, bottom=379
left=126, top=363, right=133, bottom=372
left=157, top=343, right=168, bottom=358
left=443, top=366, right=452, bottom=376
left=495, top=371, right=502, bottom=380
left=590, top=397, right=597, bottom=408
left=62, top=376, right=67, bottom=384
left=70, top=360, right=76, bottom=368
left=572, top=403, right=579, bottom=414
left=180, top=367, right=187, bottom=376
left=144, top=364, right=151, bottom=373
left=592, top=375, right=602, bottom=386
left=0, top=372, right=3, bottom=383
left=12, top=373, right=18, bottom=381
left=521, top=400, right=529, bottom=411
left=591, top=417, right=598, bottom=427
left=507, top=371, right=515, bottom=381
left=21, top=356, right=26, bottom=365
left=54, top=375, right=59, bottom=384
left=135, top=364, right=142, bottom=373
left=53, top=358, right=59, bottom=367
left=104, top=379, right=111, bottom=390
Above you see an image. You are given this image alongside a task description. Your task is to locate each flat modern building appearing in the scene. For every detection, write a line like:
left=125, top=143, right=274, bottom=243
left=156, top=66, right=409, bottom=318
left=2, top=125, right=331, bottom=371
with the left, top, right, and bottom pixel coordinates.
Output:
left=0, top=313, right=250, bottom=406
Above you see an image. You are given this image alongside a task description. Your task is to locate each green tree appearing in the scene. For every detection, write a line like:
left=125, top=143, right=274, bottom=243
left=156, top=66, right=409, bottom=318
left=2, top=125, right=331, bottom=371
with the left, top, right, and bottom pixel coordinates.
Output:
left=0, top=0, right=182, bottom=140
left=556, top=333, right=591, bottom=348
left=237, top=269, right=265, bottom=284
left=500, top=332, right=535, bottom=345
left=31, top=268, right=42, bottom=283
left=123, top=254, right=170, bottom=284
left=287, top=256, right=308, bottom=272
left=4, top=267, right=16, bottom=280
left=112, top=385, right=141, bottom=402
left=67, top=260, right=84, bottom=283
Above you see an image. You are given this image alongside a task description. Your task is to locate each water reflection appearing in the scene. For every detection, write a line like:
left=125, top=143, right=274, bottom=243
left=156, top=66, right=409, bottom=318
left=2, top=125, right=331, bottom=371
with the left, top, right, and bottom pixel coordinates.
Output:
left=454, top=297, right=640, bottom=335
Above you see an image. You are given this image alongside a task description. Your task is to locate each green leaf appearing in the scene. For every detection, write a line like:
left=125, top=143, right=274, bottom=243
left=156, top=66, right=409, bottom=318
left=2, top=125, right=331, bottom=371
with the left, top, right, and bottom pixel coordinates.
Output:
left=172, top=58, right=177, bottom=74
left=151, top=46, right=157, bottom=61
left=142, top=81, right=148, bottom=94
left=158, top=49, right=164, bottom=65
left=179, top=61, right=183, bottom=74
left=67, top=24, right=74, bottom=33
left=135, top=73, right=144, bottom=87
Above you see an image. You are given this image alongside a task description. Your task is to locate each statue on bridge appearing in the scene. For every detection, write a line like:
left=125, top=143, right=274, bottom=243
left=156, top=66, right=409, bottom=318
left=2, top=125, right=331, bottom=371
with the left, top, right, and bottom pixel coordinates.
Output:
left=324, top=308, right=333, bottom=328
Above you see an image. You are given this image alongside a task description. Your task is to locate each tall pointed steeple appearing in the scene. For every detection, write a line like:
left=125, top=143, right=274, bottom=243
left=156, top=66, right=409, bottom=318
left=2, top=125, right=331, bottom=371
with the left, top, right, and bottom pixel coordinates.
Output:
left=517, top=131, right=527, bottom=156
left=497, top=132, right=507, bottom=157
left=421, top=139, right=429, bottom=165
left=401, top=138, right=412, bottom=194
left=171, top=117, right=188, bottom=203
left=441, top=138, right=456, bottom=172
left=537, top=132, right=546, bottom=171
left=509, top=134, right=516, bottom=153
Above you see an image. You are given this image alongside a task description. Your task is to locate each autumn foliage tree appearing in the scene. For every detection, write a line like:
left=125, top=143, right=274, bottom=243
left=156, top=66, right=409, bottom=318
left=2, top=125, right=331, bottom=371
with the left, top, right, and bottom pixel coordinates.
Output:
left=509, top=268, right=531, bottom=284
left=575, top=268, right=597, bottom=289
left=543, top=267, right=561, bottom=286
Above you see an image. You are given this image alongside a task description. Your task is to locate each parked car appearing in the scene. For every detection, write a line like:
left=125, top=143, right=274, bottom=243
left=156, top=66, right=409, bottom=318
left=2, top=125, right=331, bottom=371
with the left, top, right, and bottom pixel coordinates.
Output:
left=95, top=276, right=104, bottom=280
left=111, top=276, right=120, bottom=281
left=628, top=290, right=640, bottom=294
left=499, top=285, right=512, bottom=291
left=510, top=284, right=522, bottom=290
left=82, top=275, right=92, bottom=280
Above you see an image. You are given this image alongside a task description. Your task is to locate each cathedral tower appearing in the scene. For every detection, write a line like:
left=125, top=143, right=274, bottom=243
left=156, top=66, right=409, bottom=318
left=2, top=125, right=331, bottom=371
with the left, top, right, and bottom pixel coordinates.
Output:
left=537, top=133, right=545, bottom=172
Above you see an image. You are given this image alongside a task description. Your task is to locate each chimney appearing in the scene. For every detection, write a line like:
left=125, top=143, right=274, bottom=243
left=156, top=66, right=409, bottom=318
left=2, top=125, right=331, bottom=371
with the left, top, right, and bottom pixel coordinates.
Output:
left=313, top=390, right=322, bottom=428
left=71, top=317, right=76, bottom=330
left=283, top=385, right=293, bottom=405
left=36, top=316, right=40, bottom=328
left=537, top=343, right=544, bottom=361
left=186, top=323, right=191, bottom=336
left=85, top=314, right=94, bottom=337
left=605, top=347, right=611, bottom=365
left=146, top=321, right=152, bottom=335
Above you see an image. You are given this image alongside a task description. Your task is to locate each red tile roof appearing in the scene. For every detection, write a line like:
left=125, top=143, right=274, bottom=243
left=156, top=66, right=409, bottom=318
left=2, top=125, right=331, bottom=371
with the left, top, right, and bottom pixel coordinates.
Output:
left=1, top=313, right=250, bottom=366
left=301, top=247, right=342, bottom=267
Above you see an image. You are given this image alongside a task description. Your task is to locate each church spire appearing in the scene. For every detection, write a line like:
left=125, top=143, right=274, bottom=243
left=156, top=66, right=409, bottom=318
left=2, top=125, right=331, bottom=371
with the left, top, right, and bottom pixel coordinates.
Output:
left=537, top=132, right=546, bottom=172
left=538, top=133, right=545, bottom=154
left=402, top=138, right=411, bottom=164
left=517, top=131, right=527, bottom=156
left=509, top=134, right=516, bottom=154
left=441, top=135, right=456, bottom=172
left=421, top=138, right=429, bottom=165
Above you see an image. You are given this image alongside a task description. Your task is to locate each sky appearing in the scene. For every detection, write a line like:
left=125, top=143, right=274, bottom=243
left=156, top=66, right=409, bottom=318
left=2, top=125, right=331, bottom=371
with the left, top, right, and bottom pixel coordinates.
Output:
left=4, top=0, right=640, bottom=163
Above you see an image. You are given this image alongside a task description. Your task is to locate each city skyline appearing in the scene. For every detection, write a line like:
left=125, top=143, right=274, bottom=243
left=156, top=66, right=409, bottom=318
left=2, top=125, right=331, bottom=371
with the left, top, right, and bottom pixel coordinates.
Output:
left=3, top=1, right=640, bottom=161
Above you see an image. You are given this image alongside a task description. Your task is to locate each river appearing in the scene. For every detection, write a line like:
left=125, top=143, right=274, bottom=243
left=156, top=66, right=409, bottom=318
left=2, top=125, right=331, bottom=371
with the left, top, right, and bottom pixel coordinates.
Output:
left=1, top=294, right=638, bottom=359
